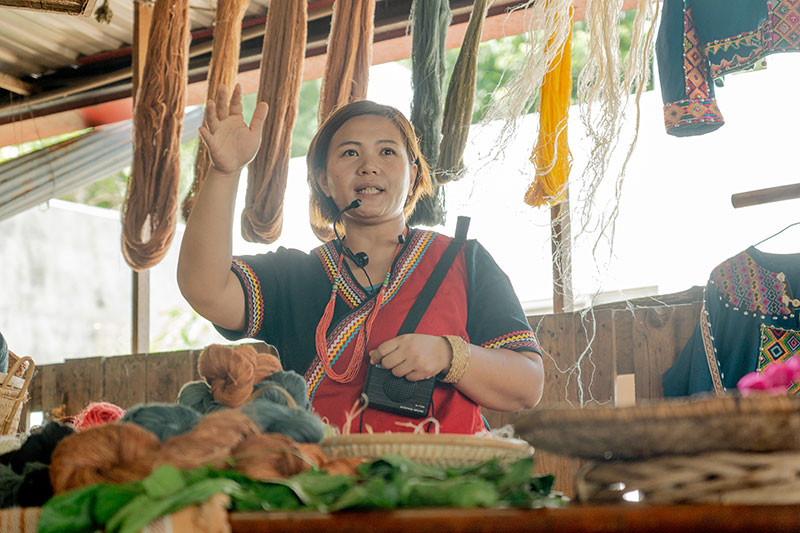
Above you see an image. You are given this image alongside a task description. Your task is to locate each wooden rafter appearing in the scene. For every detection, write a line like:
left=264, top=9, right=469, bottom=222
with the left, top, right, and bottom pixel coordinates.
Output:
left=0, top=72, right=33, bottom=95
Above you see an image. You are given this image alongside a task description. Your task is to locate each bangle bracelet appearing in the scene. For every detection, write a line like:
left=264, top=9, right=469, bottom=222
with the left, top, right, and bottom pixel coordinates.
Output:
left=441, top=335, right=470, bottom=384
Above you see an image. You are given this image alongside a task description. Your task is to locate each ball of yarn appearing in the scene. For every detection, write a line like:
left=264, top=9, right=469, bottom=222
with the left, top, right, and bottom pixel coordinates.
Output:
left=121, top=403, right=202, bottom=442
left=153, top=409, right=260, bottom=471
left=252, top=371, right=310, bottom=410
left=0, top=420, right=75, bottom=474
left=73, top=401, right=126, bottom=431
left=197, top=344, right=282, bottom=408
left=0, top=464, right=21, bottom=508
left=240, top=400, right=324, bottom=443
left=49, top=422, right=161, bottom=494
left=15, top=461, right=53, bottom=508
left=176, top=381, right=227, bottom=414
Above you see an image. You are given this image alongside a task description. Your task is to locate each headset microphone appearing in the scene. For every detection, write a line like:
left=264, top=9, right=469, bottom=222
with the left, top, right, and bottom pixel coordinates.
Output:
left=333, top=200, right=369, bottom=268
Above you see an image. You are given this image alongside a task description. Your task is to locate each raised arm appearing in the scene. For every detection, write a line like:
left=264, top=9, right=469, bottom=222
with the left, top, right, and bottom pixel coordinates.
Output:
left=177, top=84, right=268, bottom=332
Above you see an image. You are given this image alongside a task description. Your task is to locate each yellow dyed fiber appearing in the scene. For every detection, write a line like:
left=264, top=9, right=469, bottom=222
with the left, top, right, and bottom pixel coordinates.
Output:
left=527, top=6, right=573, bottom=208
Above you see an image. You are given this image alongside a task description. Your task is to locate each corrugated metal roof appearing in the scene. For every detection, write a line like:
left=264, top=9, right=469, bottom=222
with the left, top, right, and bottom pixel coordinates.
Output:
left=0, top=0, right=272, bottom=79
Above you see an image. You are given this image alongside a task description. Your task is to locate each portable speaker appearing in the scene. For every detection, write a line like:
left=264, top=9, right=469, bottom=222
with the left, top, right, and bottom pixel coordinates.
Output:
left=363, top=363, right=436, bottom=417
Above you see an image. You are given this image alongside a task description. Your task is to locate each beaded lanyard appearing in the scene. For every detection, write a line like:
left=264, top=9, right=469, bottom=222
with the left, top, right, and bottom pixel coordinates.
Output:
left=314, top=236, right=405, bottom=383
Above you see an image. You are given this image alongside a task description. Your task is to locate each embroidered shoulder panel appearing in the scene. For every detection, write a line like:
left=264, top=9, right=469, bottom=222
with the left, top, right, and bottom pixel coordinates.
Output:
left=758, top=324, right=800, bottom=393
left=709, top=252, right=792, bottom=316
left=482, top=331, right=541, bottom=354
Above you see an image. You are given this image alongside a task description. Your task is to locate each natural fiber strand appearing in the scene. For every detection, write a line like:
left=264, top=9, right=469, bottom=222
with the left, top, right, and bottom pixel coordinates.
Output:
left=311, top=0, right=376, bottom=241
left=121, top=0, right=191, bottom=270
left=526, top=5, right=573, bottom=207
left=182, top=0, right=251, bottom=222
left=437, top=0, right=490, bottom=184
left=241, top=0, right=307, bottom=243
left=407, top=0, right=451, bottom=226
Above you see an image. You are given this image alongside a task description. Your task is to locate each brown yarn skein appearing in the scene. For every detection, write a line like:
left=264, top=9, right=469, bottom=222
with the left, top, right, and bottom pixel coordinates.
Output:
left=154, top=409, right=260, bottom=470
left=49, top=422, right=161, bottom=494
left=320, top=457, right=364, bottom=476
left=231, top=433, right=315, bottom=480
left=198, top=344, right=282, bottom=408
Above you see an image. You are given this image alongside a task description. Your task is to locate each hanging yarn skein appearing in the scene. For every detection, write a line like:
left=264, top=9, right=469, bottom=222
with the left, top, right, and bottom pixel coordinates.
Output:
left=197, top=343, right=283, bottom=408
left=408, top=0, right=451, bottom=227
left=182, top=0, right=251, bottom=222
left=241, top=0, right=307, bottom=243
left=310, top=0, right=376, bottom=241
left=527, top=5, right=574, bottom=207
left=437, top=0, right=490, bottom=184
left=121, top=0, right=191, bottom=270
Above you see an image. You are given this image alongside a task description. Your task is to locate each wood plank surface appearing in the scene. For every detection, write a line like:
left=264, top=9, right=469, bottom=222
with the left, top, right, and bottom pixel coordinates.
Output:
left=632, top=307, right=676, bottom=401
left=145, top=350, right=193, bottom=404
left=229, top=504, right=800, bottom=533
left=103, top=354, right=148, bottom=408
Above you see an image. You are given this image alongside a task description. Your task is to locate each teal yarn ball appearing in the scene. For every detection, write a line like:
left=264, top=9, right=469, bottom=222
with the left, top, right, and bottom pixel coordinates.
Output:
left=240, top=399, right=324, bottom=443
left=252, top=371, right=310, bottom=410
left=121, top=403, right=202, bottom=442
left=176, top=380, right=227, bottom=414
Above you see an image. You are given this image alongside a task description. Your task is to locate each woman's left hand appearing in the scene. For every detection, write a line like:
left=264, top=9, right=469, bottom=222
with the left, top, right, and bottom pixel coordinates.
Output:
left=368, top=334, right=451, bottom=382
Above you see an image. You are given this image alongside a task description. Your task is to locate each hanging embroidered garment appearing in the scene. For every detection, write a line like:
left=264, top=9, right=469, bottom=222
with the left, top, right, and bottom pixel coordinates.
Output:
left=655, top=0, right=800, bottom=137
left=663, top=247, right=800, bottom=397
left=213, top=228, right=541, bottom=434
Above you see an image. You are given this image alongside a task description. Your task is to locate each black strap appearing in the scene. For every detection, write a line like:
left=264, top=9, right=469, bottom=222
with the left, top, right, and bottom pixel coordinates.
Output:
left=397, top=216, right=470, bottom=335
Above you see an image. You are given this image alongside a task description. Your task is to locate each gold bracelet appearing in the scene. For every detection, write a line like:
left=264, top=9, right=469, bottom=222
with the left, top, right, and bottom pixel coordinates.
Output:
left=441, top=335, right=470, bottom=384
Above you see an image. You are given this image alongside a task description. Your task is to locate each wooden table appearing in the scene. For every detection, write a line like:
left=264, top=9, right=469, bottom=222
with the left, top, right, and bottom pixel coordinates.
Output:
left=230, top=504, right=800, bottom=532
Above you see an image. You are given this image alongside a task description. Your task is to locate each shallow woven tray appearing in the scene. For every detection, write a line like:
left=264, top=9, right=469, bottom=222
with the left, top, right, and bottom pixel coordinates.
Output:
left=576, top=451, right=800, bottom=505
left=321, top=433, right=534, bottom=468
left=514, top=394, right=800, bottom=460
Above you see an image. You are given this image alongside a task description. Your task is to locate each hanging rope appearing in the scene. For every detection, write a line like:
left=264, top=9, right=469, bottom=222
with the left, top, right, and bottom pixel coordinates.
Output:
left=122, top=0, right=190, bottom=270
left=311, top=0, right=377, bottom=241
left=526, top=5, right=574, bottom=207
left=241, top=0, right=307, bottom=243
left=407, top=0, right=451, bottom=226
left=437, top=0, right=490, bottom=184
left=182, top=0, right=251, bottom=222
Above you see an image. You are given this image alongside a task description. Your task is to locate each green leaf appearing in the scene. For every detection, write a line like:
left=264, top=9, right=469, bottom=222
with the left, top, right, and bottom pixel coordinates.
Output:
left=142, top=464, right=186, bottom=499
left=403, top=478, right=498, bottom=508
left=495, top=458, right=535, bottom=496
left=37, top=485, right=100, bottom=533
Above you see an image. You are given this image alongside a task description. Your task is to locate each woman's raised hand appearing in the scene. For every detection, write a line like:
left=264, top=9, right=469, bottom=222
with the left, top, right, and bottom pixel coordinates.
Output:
left=198, top=83, right=268, bottom=174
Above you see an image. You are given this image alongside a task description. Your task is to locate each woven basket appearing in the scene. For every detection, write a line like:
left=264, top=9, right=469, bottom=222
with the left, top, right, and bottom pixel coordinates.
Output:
left=0, top=355, right=34, bottom=435
left=321, top=433, right=533, bottom=468
left=577, top=451, right=800, bottom=504
left=514, top=394, right=800, bottom=461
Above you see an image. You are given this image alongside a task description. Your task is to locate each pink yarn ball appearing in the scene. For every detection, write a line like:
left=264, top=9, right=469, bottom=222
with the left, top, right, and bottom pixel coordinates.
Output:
left=73, top=401, right=126, bottom=431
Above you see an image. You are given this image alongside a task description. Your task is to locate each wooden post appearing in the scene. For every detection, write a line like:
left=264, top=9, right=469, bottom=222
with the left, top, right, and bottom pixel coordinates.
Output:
left=731, top=182, right=800, bottom=208
left=550, top=194, right=573, bottom=313
left=131, top=0, right=152, bottom=355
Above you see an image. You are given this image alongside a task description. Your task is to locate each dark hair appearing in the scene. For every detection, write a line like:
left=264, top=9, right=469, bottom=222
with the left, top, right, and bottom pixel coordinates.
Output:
left=307, top=100, right=433, bottom=232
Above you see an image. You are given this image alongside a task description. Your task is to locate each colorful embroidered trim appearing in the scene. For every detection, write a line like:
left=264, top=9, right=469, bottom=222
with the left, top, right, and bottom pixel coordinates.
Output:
left=683, top=5, right=712, bottom=100
left=481, top=330, right=541, bottom=354
left=231, top=258, right=264, bottom=338
left=305, top=229, right=437, bottom=401
left=700, top=298, right=725, bottom=395
left=663, top=98, right=724, bottom=133
left=710, top=252, right=792, bottom=316
left=771, top=0, right=800, bottom=50
left=758, top=323, right=800, bottom=393
left=705, top=20, right=769, bottom=78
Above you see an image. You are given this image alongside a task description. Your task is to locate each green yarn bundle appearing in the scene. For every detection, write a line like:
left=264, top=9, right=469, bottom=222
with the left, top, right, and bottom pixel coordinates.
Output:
left=176, top=381, right=227, bottom=414
left=240, top=399, right=324, bottom=443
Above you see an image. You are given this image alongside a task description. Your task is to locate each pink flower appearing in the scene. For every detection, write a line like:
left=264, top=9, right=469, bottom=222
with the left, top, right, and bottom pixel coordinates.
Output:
left=783, top=356, right=800, bottom=382
left=737, top=372, right=775, bottom=396
left=763, top=362, right=795, bottom=389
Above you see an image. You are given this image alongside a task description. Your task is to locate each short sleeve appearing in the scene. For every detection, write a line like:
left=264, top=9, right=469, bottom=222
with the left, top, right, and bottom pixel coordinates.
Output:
left=464, top=240, right=541, bottom=355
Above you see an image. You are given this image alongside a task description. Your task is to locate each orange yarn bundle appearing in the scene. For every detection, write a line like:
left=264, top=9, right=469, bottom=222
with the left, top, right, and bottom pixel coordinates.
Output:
left=73, top=401, right=126, bottom=431
left=242, top=0, right=307, bottom=244
left=182, top=0, right=251, bottom=222
left=153, top=409, right=260, bottom=470
left=527, top=5, right=574, bottom=207
left=231, top=433, right=317, bottom=479
left=122, top=0, right=191, bottom=270
left=49, top=423, right=161, bottom=494
left=197, top=343, right=283, bottom=407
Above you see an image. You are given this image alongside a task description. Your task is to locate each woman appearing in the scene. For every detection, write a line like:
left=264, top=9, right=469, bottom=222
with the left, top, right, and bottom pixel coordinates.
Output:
left=178, top=84, right=544, bottom=434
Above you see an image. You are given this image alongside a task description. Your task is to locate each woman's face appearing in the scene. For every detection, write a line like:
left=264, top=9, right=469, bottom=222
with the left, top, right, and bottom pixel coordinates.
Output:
left=319, top=114, right=417, bottom=225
